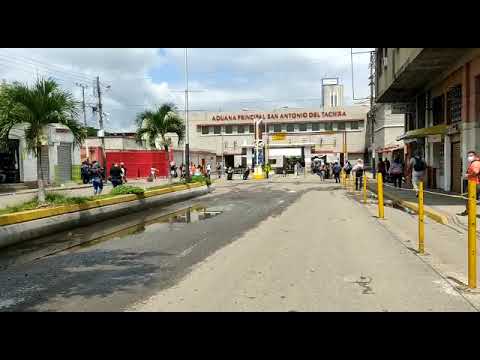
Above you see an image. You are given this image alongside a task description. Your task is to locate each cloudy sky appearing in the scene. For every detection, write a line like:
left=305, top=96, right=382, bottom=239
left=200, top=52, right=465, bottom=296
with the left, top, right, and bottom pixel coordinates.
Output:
left=0, top=48, right=373, bottom=132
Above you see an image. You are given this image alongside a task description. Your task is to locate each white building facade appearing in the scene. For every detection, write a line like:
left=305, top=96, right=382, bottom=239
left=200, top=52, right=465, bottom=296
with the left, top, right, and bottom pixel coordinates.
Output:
left=184, top=106, right=369, bottom=173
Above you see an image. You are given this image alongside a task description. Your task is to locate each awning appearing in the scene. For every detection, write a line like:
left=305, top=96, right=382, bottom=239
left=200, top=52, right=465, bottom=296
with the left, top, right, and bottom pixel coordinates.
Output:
left=396, top=124, right=447, bottom=141
left=377, top=143, right=402, bottom=153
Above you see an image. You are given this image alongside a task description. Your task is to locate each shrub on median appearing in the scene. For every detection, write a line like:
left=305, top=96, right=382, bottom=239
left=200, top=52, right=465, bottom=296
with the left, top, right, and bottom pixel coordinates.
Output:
left=109, top=185, right=145, bottom=196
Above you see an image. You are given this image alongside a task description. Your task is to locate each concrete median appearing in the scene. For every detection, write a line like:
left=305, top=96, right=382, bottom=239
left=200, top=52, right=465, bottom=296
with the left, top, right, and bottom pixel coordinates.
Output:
left=0, top=184, right=210, bottom=249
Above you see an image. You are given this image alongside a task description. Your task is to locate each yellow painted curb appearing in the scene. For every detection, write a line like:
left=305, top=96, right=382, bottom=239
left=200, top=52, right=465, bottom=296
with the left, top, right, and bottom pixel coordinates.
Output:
left=366, top=185, right=449, bottom=225
left=0, top=182, right=206, bottom=227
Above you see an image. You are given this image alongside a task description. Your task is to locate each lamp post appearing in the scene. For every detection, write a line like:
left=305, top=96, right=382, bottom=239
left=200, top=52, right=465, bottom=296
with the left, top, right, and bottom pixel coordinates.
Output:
left=184, top=48, right=190, bottom=181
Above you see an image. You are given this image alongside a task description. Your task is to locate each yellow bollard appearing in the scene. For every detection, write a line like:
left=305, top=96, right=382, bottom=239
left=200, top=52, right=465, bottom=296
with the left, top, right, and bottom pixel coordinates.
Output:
left=418, top=181, right=425, bottom=255
left=377, top=172, right=384, bottom=219
left=468, top=180, right=477, bottom=289
left=363, top=173, right=367, bottom=203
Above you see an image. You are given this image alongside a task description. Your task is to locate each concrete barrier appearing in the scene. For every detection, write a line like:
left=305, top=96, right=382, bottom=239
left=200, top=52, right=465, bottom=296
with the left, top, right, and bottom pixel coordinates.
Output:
left=0, top=185, right=209, bottom=249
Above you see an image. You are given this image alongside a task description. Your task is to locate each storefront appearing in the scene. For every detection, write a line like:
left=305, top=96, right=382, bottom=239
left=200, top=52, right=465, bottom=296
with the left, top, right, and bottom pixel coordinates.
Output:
left=0, top=139, right=20, bottom=183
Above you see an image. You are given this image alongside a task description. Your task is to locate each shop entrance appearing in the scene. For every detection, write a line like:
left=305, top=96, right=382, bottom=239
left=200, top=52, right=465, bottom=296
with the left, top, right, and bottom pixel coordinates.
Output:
left=0, top=139, right=20, bottom=183
left=224, top=155, right=234, bottom=169
left=283, top=156, right=304, bottom=174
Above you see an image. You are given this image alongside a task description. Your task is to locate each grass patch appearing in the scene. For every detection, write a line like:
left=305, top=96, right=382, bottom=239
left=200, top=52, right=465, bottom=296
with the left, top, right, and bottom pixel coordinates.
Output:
left=109, top=185, right=145, bottom=196
left=0, top=180, right=206, bottom=217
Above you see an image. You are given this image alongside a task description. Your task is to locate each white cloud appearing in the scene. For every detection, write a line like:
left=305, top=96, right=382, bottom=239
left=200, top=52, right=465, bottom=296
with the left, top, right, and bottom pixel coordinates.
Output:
left=0, top=48, right=373, bottom=131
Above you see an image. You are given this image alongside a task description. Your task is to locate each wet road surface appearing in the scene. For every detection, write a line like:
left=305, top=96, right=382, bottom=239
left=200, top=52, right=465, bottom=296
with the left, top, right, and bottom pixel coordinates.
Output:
left=0, top=181, right=312, bottom=311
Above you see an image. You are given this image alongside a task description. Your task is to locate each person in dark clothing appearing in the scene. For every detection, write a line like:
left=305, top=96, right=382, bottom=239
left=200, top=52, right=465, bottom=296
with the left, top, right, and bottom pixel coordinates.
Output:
left=90, top=161, right=103, bottom=195
left=109, top=163, right=123, bottom=188
left=352, top=159, right=364, bottom=191
left=332, top=162, right=341, bottom=183
left=81, top=161, right=91, bottom=184
left=377, top=158, right=387, bottom=180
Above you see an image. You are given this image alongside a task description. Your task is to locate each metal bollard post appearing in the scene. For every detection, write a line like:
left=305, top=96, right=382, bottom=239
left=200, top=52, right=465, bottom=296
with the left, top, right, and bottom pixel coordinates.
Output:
left=468, top=180, right=477, bottom=289
left=418, top=181, right=425, bottom=255
left=377, top=172, right=384, bottom=219
left=363, top=173, right=367, bottom=204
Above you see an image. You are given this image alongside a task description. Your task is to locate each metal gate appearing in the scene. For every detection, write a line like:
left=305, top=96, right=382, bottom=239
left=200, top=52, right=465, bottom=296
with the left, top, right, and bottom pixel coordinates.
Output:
left=40, top=145, right=50, bottom=183
left=451, top=142, right=461, bottom=193
left=57, top=142, right=72, bottom=183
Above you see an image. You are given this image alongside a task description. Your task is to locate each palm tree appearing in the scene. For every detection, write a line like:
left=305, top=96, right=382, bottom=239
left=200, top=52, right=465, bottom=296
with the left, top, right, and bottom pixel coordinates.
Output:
left=135, top=103, right=185, bottom=181
left=0, top=78, right=86, bottom=203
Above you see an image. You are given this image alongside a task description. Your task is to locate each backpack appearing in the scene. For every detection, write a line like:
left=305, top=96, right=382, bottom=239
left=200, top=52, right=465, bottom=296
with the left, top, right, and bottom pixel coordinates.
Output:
left=345, top=162, right=352, bottom=171
left=413, top=157, right=426, bottom=172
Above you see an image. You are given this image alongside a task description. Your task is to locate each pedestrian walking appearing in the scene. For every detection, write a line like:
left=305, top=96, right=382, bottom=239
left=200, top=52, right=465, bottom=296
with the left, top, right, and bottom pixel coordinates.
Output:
left=343, top=160, right=352, bottom=181
left=109, top=163, right=123, bottom=188
left=458, top=151, right=480, bottom=216
left=120, top=162, right=128, bottom=183
left=206, top=162, right=212, bottom=179
left=282, top=165, right=287, bottom=177
left=389, top=158, right=403, bottom=188
left=216, top=162, right=222, bottom=178
left=377, top=158, right=387, bottom=181
left=227, top=166, right=234, bottom=180
left=318, top=163, right=325, bottom=182
left=332, top=162, right=341, bottom=183
left=81, top=160, right=91, bottom=184
left=352, top=159, right=364, bottom=191
left=90, top=161, right=103, bottom=196
left=408, top=152, right=426, bottom=197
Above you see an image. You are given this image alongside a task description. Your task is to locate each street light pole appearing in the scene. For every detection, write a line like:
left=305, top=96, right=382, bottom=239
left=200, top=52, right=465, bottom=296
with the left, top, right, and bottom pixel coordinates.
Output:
left=184, top=48, right=190, bottom=181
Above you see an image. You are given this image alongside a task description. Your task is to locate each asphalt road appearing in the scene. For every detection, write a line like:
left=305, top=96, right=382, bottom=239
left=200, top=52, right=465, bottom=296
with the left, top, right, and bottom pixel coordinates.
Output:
left=0, top=179, right=308, bottom=311
left=0, top=177, right=477, bottom=311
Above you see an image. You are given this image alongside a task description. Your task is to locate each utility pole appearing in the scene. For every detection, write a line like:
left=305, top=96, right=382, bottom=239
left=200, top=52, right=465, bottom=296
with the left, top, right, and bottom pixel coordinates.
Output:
left=184, top=48, right=191, bottom=181
left=369, top=50, right=376, bottom=178
left=96, top=76, right=107, bottom=171
left=76, top=83, right=88, bottom=126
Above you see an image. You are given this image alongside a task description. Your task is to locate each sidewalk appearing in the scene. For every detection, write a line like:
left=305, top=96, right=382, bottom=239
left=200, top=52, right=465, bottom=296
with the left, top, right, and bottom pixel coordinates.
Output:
left=365, top=175, right=473, bottom=232
left=0, top=178, right=178, bottom=209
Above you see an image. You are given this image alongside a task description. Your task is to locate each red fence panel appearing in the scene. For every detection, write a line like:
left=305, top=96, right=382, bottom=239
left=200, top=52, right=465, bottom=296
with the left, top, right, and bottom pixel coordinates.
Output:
left=106, top=150, right=169, bottom=178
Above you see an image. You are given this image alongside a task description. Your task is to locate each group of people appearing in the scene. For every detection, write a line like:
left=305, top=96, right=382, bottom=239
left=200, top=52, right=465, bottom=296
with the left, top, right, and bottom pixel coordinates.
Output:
left=80, top=159, right=127, bottom=196
left=376, top=154, right=426, bottom=196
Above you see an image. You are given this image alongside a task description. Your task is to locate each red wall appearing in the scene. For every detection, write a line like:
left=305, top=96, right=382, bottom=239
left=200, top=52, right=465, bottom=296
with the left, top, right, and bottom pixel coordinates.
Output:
left=106, top=149, right=172, bottom=179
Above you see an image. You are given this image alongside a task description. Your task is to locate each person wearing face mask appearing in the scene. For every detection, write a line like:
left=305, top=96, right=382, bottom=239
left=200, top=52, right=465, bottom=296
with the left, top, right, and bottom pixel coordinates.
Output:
left=458, top=150, right=480, bottom=216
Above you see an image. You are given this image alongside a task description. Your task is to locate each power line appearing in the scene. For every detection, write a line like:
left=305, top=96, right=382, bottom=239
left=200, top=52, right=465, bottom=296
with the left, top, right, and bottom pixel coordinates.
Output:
left=0, top=49, right=95, bottom=82
left=0, top=55, right=94, bottom=84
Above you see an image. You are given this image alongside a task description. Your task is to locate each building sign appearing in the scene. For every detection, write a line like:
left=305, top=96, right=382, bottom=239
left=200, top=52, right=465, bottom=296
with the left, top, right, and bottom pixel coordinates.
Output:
left=55, top=128, right=70, bottom=133
left=272, top=133, right=286, bottom=141
left=211, top=111, right=347, bottom=121
left=427, top=135, right=442, bottom=143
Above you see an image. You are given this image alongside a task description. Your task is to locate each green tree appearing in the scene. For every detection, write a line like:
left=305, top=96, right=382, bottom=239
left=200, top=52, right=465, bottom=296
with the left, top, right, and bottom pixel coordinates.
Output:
left=135, top=103, right=185, bottom=181
left=0, top=78, right=86, bottom=203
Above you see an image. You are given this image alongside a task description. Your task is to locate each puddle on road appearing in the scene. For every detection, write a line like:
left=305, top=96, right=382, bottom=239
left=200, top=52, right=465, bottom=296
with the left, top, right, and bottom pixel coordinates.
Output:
left=73, top=206, right=222, bottom=250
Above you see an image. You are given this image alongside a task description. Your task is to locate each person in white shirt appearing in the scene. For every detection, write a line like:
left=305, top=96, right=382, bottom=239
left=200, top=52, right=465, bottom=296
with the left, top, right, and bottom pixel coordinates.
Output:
left=352, top=159, right=364, bottom=191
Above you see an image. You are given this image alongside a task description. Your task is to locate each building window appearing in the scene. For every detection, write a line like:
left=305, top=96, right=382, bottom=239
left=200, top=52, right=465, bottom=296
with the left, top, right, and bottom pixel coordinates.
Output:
left=324, top=122, right=333, bottom=131
left=350, top=121, right=359, bottom=130
left=274, top=123, right=282, bottom=132
left=202, top=126, right=209, bottom=135
left=299, top=123, right=307, bottom=132
left=214, top=126, right=221, bottom=134
left=269, top=159, right=277, bottom=165
left=432, top=95, right=445, bottom=126
left=249, top=124, right=254, bottom=133
left=311, top=122, right=319, bottom=131
left=268, top=124, right=274, bottom=133
left=286, top=123, right=295, bottom=132
left=241, top=147, right=247, bottom=155
left=225, top=125, right=233, bottom=134
left=237, top=125, right=245, bottom=134
left=337, top=122, right=345, bottom=130
left=447, top=85, right=462, bottom=124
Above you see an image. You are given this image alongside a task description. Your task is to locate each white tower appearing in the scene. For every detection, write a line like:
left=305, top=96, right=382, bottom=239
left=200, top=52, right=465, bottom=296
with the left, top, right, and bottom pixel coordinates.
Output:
left=322, top=78, right=344, bottom=108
